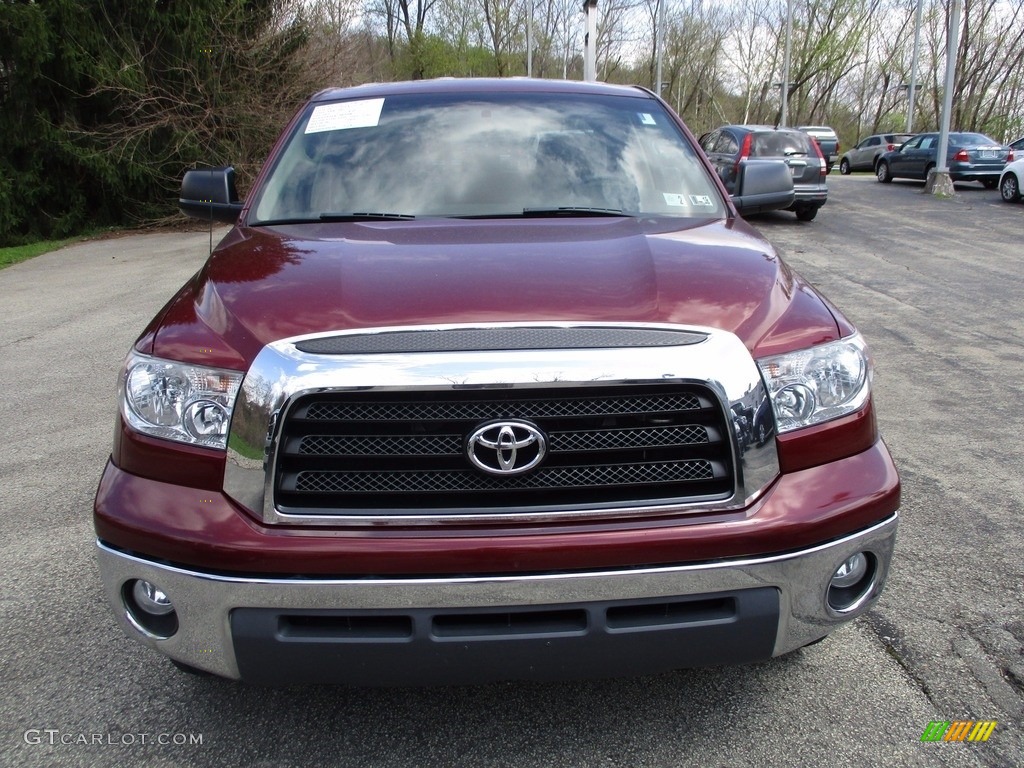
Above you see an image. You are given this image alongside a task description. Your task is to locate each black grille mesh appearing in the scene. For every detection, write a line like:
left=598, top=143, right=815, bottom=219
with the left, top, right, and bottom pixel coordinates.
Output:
left=274, top=384, right=734, bottom=515
left=299, top=434, right=463, bottom=456
left=293, top=461, right=715, bottom=494
left=303, top=393, right=702, bottom=423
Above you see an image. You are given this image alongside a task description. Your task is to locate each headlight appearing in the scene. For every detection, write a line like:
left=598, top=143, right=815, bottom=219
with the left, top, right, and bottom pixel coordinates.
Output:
left=120, top=351, right=243, bottom=449
left=756, top=333, right=872, bottom=433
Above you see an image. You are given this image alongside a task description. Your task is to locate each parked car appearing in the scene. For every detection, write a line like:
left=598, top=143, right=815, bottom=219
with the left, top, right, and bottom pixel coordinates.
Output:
left=94, top=78, right=898, bottom=686
left=838, top=133, right=914, bottom=174
left=999, top=157, right=1024, bottom=202
left=798, top=125, right=839, bottom=171
left=875, top=132, right=1013, bottom=187
left=699, top=125, right=828, bottom=220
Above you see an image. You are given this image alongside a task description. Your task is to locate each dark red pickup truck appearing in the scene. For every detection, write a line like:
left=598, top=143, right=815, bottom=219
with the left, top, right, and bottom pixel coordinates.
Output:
left=94, top=78, right=899, bottom=685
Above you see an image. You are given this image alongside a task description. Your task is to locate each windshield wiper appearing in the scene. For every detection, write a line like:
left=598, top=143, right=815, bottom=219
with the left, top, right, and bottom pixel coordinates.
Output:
left=250, top=212, right=416, bottom=226
left=319, top=212, right=416, bottom=221
left=520, top=206, right=628, bottom=217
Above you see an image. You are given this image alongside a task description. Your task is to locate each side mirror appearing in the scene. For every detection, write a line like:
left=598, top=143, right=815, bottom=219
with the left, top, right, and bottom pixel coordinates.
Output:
left=179, top=166, right=244, bottom=224
left=731, top=160, right=795, bottom=216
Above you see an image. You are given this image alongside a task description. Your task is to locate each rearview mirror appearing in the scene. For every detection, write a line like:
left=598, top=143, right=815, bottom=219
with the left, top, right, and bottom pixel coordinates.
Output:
left=731, top=160, right=795, bottom=217
left=179, top=166, right=244, bottom=224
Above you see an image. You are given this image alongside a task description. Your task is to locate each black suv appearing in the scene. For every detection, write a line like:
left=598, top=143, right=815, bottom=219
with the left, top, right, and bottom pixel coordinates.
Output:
left=699, top=125, right=828, bottom=221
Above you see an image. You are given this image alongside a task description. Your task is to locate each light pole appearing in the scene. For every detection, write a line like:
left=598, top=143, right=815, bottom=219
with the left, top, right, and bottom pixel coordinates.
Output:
left=527, top=0, right=533, bottom=77
left=655, top=0, right=666, bottom=94
left=780, top=0, right=793, bottom=126
left=930, top=0, right=962, bottom=196
left=583, top=0, right=598, bottom=82
left=906, top=0, right=924, bottom=133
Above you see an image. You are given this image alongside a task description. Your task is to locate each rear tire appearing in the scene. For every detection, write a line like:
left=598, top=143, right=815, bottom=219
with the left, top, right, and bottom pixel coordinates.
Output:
left=839, top=158, right=851, bottom=175
left=1001, top=173, right=1021, bottom=202
left=876, top=162, right=892, bottom=183
left=795, top=205, right=818, bottom=222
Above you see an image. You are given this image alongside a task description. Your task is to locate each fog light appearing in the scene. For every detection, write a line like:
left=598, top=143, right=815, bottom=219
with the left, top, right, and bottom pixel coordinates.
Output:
left=123, top=579, right=179, bottom=639
left=132, top=579, right=174, bottom=615
left=827, top=551, right=877, bottom=614
left=830, top=552, right=868, bottom=589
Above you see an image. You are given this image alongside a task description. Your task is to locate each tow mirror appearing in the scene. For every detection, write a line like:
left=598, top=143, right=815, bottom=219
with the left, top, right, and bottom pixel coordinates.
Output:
left=179, top=166, right=244, bottom=224
left=731, top=160, right=795, bottom=216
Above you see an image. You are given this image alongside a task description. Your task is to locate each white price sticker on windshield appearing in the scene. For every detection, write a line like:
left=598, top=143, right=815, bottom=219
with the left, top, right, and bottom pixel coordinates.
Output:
left=663, top=193, right=688, bottom=206
left=305, top=99, right=385, bottom=134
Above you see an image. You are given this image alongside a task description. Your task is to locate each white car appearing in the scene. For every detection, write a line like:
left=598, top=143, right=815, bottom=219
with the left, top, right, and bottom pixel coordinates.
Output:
left=999, top=157, right=1024, bottom=202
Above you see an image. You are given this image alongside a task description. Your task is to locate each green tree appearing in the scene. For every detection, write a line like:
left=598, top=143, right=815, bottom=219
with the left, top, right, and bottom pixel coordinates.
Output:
left=0, top=0, right=321, bottom=246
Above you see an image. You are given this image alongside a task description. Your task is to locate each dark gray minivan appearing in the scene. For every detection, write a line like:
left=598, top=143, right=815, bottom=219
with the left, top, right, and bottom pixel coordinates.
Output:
left=699, top=125, right=828, bottom=221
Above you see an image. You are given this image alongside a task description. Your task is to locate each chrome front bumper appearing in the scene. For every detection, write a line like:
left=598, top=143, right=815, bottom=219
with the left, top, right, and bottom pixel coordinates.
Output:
left=96, top=513, right=897, bottom=683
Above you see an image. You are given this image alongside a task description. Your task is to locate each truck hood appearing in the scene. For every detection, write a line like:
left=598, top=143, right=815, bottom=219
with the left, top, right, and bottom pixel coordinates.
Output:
left=148, top=217, right=841, bottom=369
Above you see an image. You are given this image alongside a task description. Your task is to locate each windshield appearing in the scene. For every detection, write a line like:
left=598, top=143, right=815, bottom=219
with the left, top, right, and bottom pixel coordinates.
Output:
left=250, top=91, right=724, bottom=223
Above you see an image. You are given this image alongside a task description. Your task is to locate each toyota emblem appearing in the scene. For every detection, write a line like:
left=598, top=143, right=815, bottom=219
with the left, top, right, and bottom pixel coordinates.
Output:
left=466, top=420, right=547, bottom=476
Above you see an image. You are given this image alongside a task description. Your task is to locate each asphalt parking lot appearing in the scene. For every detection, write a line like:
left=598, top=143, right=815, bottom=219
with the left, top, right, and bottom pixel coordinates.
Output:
left=0, top=173, right=1021, bottom=767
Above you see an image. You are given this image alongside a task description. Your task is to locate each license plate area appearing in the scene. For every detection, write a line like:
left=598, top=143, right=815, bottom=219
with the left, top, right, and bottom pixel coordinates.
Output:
left=787, top=161, right=807, bottom=177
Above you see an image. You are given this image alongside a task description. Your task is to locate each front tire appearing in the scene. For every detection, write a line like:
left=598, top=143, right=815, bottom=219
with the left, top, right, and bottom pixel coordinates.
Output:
left=876, top=162, right=892, bottom=183
left=839, top=158, right=851, bottom=175
left=982, top=178, right=998, bottom=190
left=1001, top=173, right=1021, bottom=202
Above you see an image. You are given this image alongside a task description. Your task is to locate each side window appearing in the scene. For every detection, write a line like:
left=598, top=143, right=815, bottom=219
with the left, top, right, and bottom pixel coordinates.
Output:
left=919, top=137, right=935, bottom=150
left=902, top=137, right=921, bottom=151
left=868, top=137, right=880, bottom=147
left=700, top=130, right=719, bottom=152
left=714, top=132, right=739, bottom=154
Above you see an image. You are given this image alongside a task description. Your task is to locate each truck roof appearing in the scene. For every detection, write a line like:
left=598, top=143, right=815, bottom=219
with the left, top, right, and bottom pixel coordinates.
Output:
left=310, top=78, right=653, bottom=103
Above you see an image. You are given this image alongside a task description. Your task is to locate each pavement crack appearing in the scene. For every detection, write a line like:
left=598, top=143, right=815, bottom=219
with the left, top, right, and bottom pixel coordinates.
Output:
left=0, top=335, right=37, bottom=348
left=862, top=610, right=944, bottom=709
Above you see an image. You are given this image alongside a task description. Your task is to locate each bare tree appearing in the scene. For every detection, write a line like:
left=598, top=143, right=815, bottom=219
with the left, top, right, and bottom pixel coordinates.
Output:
left=479, top=0, right=526, bottom=75
left=660, top=0, right=732, bottom=129
left=721, top=0, right=780, bottom=124
left=552, top=0, right=583, bottom=78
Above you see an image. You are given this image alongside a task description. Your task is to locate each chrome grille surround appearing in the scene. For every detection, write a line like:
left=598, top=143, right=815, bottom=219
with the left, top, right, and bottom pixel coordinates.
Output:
left=224, top=322, right=780, bottom=526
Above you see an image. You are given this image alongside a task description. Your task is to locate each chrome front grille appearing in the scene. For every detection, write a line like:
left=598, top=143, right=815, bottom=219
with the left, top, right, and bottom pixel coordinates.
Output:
left=273, top=385, right=732, bottom=514
left=222, top=322, right=781, bottom=526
